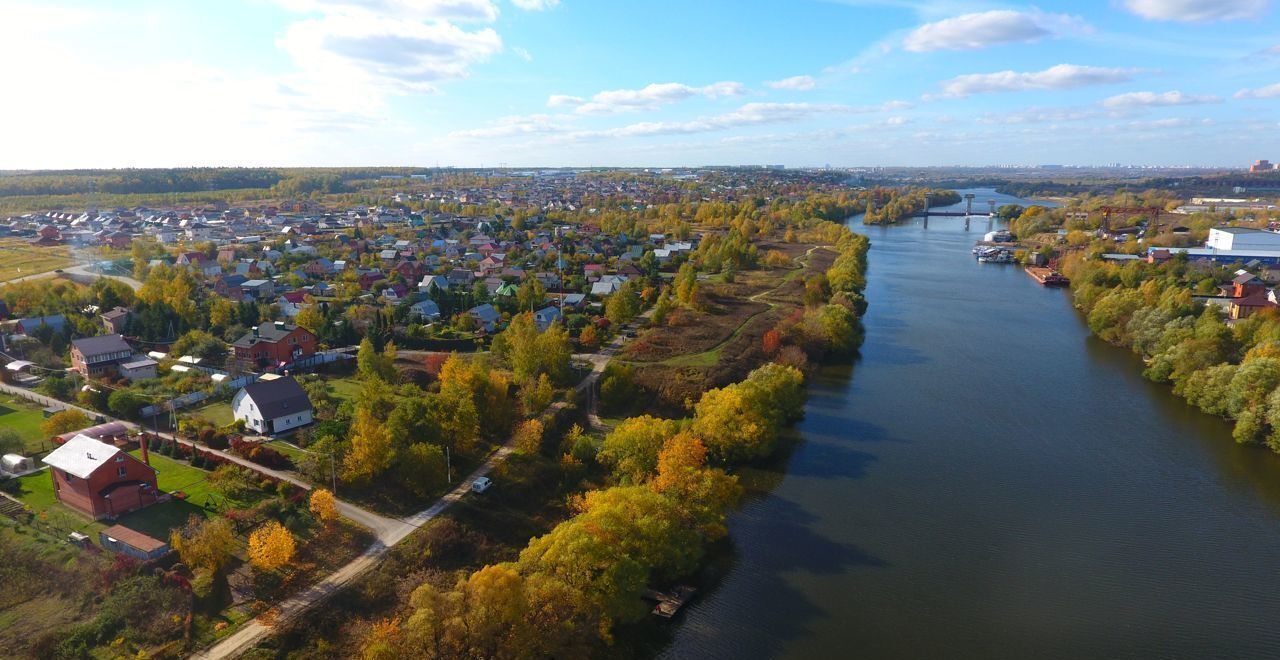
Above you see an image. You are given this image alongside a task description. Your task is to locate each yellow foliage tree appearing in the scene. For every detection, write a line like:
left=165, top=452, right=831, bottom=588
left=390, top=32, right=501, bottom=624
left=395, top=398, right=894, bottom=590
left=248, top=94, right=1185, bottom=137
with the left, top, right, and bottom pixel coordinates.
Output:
left=248, top=521, right=296, bottom=571
left=309, top=488, right=339, bottom=524
left=343, top=405, right=394, bottom=486
left=170, top=514, right=236, bottom=573
left=514, top=419, right=545, bottom=455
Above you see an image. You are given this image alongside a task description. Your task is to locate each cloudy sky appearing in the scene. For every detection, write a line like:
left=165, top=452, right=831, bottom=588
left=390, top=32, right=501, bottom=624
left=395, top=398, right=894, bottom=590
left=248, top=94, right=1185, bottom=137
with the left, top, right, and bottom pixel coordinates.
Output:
left=1, top=0, right=1278, bottom=168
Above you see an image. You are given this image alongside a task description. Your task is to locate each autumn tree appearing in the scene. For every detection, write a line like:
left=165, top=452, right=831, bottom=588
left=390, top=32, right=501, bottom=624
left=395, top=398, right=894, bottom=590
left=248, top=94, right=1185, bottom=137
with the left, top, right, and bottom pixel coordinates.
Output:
left=309, top=488, right=339, bottom=524
left=598, top=416, right=680, bottom=483
left=516, top=278, right=546, bottom=312
left=514, top=418, right=545, bottom=454
left=396, top=443, right=447, bottom=498
left=171, top=514, right=236, bottom=574
left=41, top=410, right=91, bottom=437
left=248, top=521, right=296, bottom=571
left=357, top=337, right=398, bottom=382
left=578, top=324, right=600, bottom=351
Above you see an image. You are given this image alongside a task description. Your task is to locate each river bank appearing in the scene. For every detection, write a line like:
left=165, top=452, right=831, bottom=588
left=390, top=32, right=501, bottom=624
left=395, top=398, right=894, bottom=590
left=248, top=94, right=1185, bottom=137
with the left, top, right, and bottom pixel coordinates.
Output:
left=659, top=199, right=1280, bottom=659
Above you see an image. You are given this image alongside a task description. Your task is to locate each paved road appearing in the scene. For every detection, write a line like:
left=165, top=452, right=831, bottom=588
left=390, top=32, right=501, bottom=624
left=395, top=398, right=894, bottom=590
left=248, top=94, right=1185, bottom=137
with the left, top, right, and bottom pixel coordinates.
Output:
left=3, top=263, right=143, bottom=291
left=190, top=448, right=510, bottom=660
left=189, top=313, right=652, bottom=659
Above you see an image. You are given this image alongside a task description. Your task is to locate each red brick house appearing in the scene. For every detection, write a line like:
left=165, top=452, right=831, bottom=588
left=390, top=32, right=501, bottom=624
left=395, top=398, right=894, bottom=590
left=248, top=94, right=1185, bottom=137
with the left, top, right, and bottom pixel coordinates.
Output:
left=42, top=435, right=159, bottom=520
left=232, top=322, right=316, bottom=368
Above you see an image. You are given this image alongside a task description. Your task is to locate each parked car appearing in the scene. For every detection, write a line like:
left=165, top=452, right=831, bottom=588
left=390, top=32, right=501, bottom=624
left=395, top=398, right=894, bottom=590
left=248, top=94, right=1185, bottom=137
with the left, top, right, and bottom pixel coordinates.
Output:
left=471, top=476, right=492, bottom=493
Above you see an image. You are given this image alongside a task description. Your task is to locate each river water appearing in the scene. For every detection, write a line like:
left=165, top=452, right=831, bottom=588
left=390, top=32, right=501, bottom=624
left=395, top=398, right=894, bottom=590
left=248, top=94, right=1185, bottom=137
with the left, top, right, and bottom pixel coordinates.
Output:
left=660, top=189, right=1280, bottom=659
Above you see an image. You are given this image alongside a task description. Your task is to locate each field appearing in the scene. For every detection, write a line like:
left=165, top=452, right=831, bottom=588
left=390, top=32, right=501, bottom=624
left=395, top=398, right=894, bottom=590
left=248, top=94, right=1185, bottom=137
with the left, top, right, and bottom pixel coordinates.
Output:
left=0, top=238, right=73, bottom=283
left=619, top=239, right=835, bottom=411
left=0, top=395, right=53, bottom=454
left=191, top=401, right=236, bottom=427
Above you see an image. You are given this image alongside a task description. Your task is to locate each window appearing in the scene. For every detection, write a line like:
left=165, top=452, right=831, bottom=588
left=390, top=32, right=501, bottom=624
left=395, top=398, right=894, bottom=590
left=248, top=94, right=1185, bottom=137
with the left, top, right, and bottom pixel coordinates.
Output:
left=115, top=455, right=125, bottom=463
left=117, top=467, right=127, bottom=478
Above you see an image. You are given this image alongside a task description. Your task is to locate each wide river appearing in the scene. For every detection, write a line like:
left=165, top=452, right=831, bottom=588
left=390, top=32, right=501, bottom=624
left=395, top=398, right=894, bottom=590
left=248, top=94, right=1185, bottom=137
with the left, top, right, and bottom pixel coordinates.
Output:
left=661, top=189, right=1280, bottom=659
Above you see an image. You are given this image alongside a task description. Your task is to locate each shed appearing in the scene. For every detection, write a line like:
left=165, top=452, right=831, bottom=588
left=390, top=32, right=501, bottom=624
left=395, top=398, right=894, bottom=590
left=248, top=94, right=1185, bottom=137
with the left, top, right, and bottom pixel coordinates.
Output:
left=99, top=525, right=170, bottom=561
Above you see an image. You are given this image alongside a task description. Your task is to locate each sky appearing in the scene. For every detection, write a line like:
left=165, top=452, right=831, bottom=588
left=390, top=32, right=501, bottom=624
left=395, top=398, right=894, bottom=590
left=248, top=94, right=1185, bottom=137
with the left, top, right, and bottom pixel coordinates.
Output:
left=1, top=0, right=1278, bottom=169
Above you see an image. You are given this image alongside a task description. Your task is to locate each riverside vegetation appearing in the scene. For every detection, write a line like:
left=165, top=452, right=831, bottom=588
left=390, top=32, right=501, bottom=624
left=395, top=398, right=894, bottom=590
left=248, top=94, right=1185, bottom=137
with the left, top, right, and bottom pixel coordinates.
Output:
left=258, top=216, right=869, bottom=659
left=1065, top=244, right=1280, bottom=451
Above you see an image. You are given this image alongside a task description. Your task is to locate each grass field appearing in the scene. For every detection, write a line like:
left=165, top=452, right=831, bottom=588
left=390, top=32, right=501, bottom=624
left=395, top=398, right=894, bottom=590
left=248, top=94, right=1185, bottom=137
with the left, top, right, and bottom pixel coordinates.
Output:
left=191, top=401, right=235, bottom=427
left=0, top=238, right=73, bottom=283
left=328, top=376, right=363, bottom=402
left=0, top=396, right=51, bottom=453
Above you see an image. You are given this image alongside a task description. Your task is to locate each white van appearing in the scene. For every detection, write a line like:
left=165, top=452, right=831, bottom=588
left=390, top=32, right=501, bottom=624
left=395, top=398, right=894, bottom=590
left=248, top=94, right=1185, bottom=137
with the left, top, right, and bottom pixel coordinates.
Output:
left=471, top=477, right=493, bottom=493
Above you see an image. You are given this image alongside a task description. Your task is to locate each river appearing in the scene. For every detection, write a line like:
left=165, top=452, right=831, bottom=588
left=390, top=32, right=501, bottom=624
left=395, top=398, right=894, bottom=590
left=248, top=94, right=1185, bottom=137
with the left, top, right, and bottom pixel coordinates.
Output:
left=660, top=189, right=1280, bottom=659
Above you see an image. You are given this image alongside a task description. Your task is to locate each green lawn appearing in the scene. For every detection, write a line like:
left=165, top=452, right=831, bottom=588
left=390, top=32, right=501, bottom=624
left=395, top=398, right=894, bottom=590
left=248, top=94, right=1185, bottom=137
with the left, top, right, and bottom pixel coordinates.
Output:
left=191, top=401, right=235, bottom=427
left=266, top=440, right=311, bottom=465
left=0, top=396, right=52, bottom=454
left=328, top=376, right=363, bottom=403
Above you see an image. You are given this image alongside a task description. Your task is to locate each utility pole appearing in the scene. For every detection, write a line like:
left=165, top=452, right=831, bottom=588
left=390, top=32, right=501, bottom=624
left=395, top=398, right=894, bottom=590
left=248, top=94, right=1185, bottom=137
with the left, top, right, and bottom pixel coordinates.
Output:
left=446, top=446, right=452, bottom=484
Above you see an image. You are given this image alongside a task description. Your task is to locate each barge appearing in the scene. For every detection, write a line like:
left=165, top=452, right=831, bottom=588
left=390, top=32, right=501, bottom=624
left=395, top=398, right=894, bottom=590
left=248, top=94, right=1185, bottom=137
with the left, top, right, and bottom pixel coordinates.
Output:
left=1025, top=266, right=1069, bottom=286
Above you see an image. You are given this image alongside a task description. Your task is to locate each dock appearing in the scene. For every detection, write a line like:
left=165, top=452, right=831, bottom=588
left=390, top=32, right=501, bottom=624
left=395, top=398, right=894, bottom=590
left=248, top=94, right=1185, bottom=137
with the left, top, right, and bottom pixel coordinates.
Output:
left=1025, top=266, right=1069, bottom=286
left=643, top=586, right=698, bottom=618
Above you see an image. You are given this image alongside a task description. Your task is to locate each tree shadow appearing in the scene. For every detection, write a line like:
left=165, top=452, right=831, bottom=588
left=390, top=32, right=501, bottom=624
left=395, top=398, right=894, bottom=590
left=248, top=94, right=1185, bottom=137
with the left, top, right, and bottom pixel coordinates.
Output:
left=650, top=494, right=887, bottom=660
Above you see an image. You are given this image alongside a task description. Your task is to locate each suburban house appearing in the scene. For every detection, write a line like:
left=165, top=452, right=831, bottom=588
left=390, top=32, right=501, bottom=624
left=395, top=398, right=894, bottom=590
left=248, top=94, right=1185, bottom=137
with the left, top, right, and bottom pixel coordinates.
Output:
left=232, top=376, right=314, bottom=435
left=101, top=306, right=131, bottom=333
left=409, top=299, right=442, bottom=321
left=468, top=303, right=501, bottom=332
left=241, top=279, right=275, bottom=300
left=232, top=322, right=316, bottom=368
left=13, top=314, right=67, bottom=335
left=70, top=334, right=136, bottom=378
left=534, top=305, right=563, bottom=331
left=41, top=434, right=160, bottom=520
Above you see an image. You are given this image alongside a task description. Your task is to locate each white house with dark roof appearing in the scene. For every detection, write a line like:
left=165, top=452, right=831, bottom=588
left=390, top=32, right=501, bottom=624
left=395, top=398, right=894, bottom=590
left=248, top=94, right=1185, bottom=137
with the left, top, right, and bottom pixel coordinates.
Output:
left=232, top=376, right=313, bottom=435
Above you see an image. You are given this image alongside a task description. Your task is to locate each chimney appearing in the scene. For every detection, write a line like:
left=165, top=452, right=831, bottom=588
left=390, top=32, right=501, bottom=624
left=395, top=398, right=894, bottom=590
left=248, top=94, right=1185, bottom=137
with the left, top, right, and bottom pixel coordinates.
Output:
left=253, top=325, right=259, bottom=338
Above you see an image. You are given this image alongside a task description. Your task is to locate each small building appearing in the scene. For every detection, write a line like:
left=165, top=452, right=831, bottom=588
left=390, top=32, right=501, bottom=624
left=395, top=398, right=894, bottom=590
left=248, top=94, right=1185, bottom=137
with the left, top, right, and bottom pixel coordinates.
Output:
left=99, top=524, right=170, bottom=561
left=100, top=307, right=131, bottom=334
left=534, top=305, right=563, bottom=331
left=232, top=376, right=313, bottom=435
left=468, top=303, right=501, bottom=333
left=70, top=334, right=135, bottom=378
left=118, top=357, right=158, bottom=381
left=240, top=279, right=275, bottom=300
left=42, top=434, right=159, bottom=520
left=409, top=299, right=442, bottom=321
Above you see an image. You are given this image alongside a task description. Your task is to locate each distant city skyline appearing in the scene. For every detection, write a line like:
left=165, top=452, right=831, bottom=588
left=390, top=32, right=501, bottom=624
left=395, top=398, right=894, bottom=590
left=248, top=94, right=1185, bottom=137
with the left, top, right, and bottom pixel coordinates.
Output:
left=1, top=0, right=1279, bottom=169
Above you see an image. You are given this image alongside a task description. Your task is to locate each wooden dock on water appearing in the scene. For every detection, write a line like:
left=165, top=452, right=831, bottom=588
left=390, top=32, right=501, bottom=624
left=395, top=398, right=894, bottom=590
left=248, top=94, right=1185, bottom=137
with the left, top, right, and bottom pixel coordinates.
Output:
left=643, top=586, right=698, bottom=618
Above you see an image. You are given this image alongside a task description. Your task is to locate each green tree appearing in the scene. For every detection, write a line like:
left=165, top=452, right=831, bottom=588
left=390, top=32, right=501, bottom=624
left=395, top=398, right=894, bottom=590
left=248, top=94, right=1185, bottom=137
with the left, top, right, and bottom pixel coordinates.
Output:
left=599, top=416, right=680, bottom=483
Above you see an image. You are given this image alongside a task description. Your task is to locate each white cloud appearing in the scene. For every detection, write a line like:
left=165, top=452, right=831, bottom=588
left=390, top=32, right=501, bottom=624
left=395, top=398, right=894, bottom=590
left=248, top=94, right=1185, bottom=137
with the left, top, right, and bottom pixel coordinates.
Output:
left=602, top=103, right=851, bottom=137
left=450, top=114, right=568, bottom=138
left=766, top=75, right=817, bottom=91
left=550, top=81, right=746, bottom=115
left=277, top=13, right=502, bottom=94
left=932, top=64, right=1139, bottom=99
left=511, top=0, right=559, bottom=9
left=903, top=10, right=1090, bottom=52
left=1235, top=83, right=1280, bottom=98
left=276, top=0, right=500, bottom=22
left=1125, top=117, right=1214, bottom=129
left=547, top=94, right=585, bottom=107
left=1122, top=0, right=1268, bottom=22
left=1102, top=90, right=1220, bottom=108
left=512, top=46, right=532, bottom=61
left=977, top=107, right=1102, bottom=124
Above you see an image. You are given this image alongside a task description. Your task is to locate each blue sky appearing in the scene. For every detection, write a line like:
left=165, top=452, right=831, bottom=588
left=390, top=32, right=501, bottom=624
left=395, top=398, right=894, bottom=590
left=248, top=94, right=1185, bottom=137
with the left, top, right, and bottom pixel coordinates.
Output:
left=1, top=0, right=1278, bottom=168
